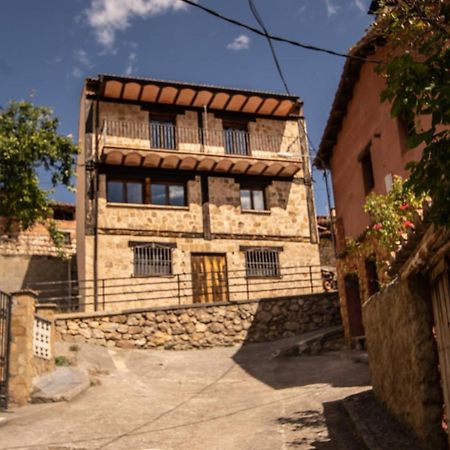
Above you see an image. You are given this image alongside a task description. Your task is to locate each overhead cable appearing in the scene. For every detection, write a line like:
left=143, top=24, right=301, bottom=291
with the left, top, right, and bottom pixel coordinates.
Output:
left=179, top=0, right=381, bottom=64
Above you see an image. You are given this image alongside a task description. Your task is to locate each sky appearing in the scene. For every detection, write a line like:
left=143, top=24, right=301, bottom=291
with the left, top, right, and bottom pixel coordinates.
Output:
left=0, top=0, right=374, bottom=215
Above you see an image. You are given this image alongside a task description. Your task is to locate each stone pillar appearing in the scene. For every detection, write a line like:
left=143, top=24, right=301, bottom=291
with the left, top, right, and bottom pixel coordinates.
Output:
left=8, top=290, right=37, bottom=406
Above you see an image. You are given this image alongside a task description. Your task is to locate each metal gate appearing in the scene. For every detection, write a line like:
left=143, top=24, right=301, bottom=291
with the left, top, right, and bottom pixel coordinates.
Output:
left=0, top=291, right=12, bottom=410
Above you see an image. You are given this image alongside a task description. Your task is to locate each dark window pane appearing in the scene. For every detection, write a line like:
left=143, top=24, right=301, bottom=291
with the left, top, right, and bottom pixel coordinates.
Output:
left=151, top=183, right=167, bottom=205
left=126, top=182, right=143, bottom=204
left=240, top=189, right=252, bottom=210
left=107, top=181, right=124, bottom=203
left=150, top=120, right=176, bottom=150
left=361, top=150, right=374, bottom=195
left=169, top=184, right=185, bottom=206
left=252, top=190, right=265, bottom=210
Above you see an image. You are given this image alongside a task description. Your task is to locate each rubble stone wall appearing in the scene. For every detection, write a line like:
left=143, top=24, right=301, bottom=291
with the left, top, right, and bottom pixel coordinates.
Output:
left=56, top=292, right=340, bottom=350
left=363, top=276, right=446, bottom=450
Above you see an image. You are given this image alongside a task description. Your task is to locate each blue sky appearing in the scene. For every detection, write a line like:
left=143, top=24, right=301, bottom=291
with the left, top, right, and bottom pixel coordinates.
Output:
left=0, top=0, right=373, bottom=215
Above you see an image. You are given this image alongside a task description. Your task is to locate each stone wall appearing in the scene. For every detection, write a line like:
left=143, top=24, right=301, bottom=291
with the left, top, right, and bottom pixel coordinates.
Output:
left=98, top=103, right=302, bottom=160
left=56, top=292, right=340, bottom=350
left=363, top=276, right=446, bottom=450
left=80, top=235, right=322, bottom=311
left=9, top=291, right=56, bottom=406
left=0, top=217, right=76, bottom=294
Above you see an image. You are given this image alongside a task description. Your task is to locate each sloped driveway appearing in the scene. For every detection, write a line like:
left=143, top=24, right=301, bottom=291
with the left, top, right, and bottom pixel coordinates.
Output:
left=0, top=339, right=371, bottom=450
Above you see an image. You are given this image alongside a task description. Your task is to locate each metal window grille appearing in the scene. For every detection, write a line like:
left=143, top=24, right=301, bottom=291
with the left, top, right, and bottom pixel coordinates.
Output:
left=245, top=249, right=280, bottom=278
left=134, top=243, right=173, bottom=276
left=33, top=316, right=51, bottom=360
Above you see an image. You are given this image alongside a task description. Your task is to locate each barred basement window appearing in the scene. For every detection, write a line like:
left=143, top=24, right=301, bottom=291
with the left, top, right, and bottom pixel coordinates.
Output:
left=245, top=248, right=280, bottom=278
left=133, top=243, right=173, bottom=276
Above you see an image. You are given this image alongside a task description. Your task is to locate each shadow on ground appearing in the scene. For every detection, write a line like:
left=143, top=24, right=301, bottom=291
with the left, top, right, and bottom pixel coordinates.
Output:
left=276, top=390, right=426, bottom=450
left=231, top=337, right=370, bottom=390
left=277, top=400, right=365, bottom=449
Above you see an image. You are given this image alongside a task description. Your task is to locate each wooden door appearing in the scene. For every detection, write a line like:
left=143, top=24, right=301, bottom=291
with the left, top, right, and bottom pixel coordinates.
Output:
left=191, top=254, right=229, bottom=304
left=430, top=259, right=450, bottom=447
left=344, top=274, right=365, bottom=338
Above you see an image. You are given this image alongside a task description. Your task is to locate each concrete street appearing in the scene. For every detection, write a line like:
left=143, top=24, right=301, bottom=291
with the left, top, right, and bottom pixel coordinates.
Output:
left=0, top=340, right=371, bottom=450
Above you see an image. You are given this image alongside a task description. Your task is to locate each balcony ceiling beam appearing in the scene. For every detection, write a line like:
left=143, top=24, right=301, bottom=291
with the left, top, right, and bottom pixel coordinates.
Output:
left=98, top=76, right=302, bottom=118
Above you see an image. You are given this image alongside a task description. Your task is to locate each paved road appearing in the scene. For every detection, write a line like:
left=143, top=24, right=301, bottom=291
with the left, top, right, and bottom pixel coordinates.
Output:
left=0, top=340, right=371, bottom=450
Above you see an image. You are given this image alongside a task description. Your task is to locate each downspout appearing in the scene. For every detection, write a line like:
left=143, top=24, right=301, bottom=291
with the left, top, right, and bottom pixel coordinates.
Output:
left=93, top=84, right=100, bottom=311
left=297, top=114, right=318, bottom=244
left=323, top=169, right=337, bottom=254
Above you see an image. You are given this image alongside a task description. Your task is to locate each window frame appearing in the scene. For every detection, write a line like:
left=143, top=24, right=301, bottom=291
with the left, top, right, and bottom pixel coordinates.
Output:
left=150, top=180, right=187, bottom=207
left=239, top=183, right=268, bottom=212
left=222, top=119, right=250, bottom=156
left=106, top=178, right=145, bottom=204
left=149, top=113, right=177, bottom=150
left=359, top=144, right=375, bottom=195
left=130, top=241, right=176, bottom=277
left=242, top=246, right=282, bottom=279
left=106, top=175, right=187, bottom=207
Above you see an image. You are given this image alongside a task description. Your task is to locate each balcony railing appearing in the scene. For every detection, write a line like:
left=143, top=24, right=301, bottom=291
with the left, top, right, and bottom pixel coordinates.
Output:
left=100, top=120, right=301, bottom=158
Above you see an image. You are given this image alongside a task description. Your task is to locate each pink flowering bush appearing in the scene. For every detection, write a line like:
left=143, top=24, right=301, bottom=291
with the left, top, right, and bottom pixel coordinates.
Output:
left=363, top=176, right=424, bottom=252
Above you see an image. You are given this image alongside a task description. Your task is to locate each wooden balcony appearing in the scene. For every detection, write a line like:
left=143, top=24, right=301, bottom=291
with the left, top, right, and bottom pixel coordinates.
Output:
left=98, top=120, right=303, bottom=178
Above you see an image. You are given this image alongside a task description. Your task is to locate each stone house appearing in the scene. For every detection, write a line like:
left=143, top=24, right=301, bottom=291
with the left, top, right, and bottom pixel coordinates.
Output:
left=314, top=27, right=424, bottom=344
left=76, top=75, right=321, bottom=311
left=0, top=204, right=76, bottom=295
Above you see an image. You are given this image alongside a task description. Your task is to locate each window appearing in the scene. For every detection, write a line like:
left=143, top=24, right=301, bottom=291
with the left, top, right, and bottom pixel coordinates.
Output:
left=244, top=247, right=281, bottom=278
left=365, top=258, right=379, bottom=296
left=398, top=112, right=415, bottom=152
left=107, top=176, right=187, bottom=207
left=150, top=182, right=186, bottom=206
left=150, top=114, right=176, bottom=150
left=240, top=186, right=266, bottom=211
left=133, top=243, right=174, bottom=276
left=360, top=145, right=374, bottom=195
left=223, top=120, right=250, bottom=155
left=107, top=179, right=144, bottom=204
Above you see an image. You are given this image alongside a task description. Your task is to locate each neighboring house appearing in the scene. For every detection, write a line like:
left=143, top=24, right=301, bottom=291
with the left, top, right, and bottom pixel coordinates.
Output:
left=314, top=29, right=424, bottom=344
left=0, top=204, right=76, bottom=295
left=76, top=75, right=322, bottom=311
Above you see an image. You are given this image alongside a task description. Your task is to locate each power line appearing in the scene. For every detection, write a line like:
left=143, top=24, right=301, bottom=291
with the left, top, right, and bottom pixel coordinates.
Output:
left=247, top=0, right=319, bottom=158
left=248, top=0, right=291, bottom=96
left=179, top=0, right=381, bottom=64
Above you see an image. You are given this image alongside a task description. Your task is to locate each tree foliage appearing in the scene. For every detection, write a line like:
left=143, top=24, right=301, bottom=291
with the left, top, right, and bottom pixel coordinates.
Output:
left=374, top=0, right=450, bottom=226
left=0, top=101, right=78, bottom=232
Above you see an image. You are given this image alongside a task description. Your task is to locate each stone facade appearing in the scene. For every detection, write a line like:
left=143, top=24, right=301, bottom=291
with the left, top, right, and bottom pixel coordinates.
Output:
left=56, top=292, right=340, bottom=350
left=77, top=77, right=320, bottom=312
left=8, top=291, right=56, bottom=406
left=0, top=210, right=76, bottom=294
left=363, top=276, right=446, bottom=450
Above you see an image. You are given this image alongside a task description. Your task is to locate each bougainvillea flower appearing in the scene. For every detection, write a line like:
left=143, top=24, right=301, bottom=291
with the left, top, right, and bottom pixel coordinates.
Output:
left=399, top=203, right=409, bottom=210
left=404, top=220, right=414, bottom=228
left=373, top=223, right=382, bottom=230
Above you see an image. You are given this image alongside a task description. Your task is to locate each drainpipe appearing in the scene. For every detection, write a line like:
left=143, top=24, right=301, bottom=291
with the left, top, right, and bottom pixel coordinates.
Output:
left=297, top=116, right=318, bottom=244
left=92, top=86, right=100, bottom=311
left=323, top=169, right=337, bottom=255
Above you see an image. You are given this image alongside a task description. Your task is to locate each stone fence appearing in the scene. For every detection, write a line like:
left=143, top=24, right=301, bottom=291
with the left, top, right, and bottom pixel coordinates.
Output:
left=56, top=292, right=340, bottom=350
left=9, top=290, right=56, bottom=406
left=363, top=275, right=446, bottom=450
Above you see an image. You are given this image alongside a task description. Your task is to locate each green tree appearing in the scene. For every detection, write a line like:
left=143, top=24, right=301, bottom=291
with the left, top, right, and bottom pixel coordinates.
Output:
left=0, top=101, right=78, bottom=238
left=374, top=0, right=450, bottom=226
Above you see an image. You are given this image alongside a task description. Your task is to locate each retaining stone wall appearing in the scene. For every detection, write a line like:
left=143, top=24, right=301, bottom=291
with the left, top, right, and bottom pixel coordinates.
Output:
left=363, top=276, right=446, bottom=450
left=56, top=293, right=340, bottom=350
